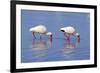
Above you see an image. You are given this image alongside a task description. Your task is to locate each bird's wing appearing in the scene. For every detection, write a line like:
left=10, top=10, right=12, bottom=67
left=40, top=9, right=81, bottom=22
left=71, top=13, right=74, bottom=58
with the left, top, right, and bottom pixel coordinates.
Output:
left=34, top=25, right=47, bottom=33
left=65, top=27, right=75, bottom=33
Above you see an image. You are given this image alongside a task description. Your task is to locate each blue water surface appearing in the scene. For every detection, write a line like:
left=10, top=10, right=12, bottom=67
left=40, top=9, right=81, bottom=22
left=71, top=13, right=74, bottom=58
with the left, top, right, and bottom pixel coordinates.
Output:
left=21, top=10, right=90, bottom=63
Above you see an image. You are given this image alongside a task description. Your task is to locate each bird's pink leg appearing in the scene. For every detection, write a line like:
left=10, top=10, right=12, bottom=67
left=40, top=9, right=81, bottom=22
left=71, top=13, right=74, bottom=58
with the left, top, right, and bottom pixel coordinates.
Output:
left=32, top=32, right=36, bottom=39
left=68, top=35, right=70, bottom=43
left=64, top=32, right=70, bottom=42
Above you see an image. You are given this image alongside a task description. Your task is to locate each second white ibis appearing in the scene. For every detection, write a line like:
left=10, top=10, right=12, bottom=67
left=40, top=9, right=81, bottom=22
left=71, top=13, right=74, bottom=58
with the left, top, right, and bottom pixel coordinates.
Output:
left=60, top=26, right=80, bottom=43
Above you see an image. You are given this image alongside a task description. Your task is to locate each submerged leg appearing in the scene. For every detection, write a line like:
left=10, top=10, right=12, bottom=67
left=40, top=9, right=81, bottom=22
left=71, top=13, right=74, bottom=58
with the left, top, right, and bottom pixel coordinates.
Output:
left=77, top=35, right=80, bottom=43
left=64, top=32, right=70, bottom=42
left=49, top=35, right=52, bottom=42
left=39, top=34, right=42, bottom=40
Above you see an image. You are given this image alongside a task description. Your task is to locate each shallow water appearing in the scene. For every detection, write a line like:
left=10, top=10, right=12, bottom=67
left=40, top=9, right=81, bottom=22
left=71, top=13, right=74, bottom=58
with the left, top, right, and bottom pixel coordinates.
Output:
left=21, top=10, right=90, bottom=63
left=21, top=37, right=90, bottom=63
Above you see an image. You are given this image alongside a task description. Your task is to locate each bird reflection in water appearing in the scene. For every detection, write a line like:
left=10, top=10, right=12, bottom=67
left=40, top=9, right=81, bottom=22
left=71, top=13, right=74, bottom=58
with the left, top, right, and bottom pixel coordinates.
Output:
left=62, top=40, right=80, bottom=60
left=30, top=39, right=52, bottom=62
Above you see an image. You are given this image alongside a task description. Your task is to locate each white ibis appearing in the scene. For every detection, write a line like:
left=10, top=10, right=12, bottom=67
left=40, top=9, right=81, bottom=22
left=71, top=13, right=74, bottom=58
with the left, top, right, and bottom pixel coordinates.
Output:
left=60, top=26, right=80, bottom=43
left=29, top=25, right=52, bottom=40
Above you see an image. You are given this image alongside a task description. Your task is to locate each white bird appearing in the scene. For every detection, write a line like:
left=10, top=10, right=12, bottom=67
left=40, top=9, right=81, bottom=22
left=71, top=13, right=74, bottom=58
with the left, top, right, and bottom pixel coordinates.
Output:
left=60, top=26, right=80, bottom=43
left=29, top=25, right=52, bottom=39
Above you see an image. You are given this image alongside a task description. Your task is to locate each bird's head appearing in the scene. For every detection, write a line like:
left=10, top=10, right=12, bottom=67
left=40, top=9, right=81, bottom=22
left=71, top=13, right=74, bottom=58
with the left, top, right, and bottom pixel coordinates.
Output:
left=60, top=28, right=65, bottom=32
left=75, top=32, right=80, bottom=43
left=46, top=32, right=53, bottom=40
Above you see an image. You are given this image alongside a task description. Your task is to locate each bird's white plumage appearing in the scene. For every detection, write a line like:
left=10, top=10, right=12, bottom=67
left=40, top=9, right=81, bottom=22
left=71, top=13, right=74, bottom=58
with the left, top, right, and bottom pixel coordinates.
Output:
left=46, top=32, right=52, bottom=35
left=75, top=32, right=80, bottom=36
left=60, top=26, right=75, bottom=34
left=29, top=25, right=47, bottom=34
